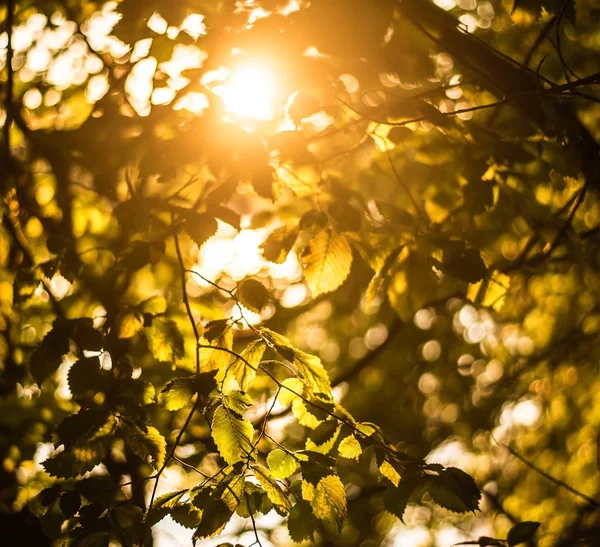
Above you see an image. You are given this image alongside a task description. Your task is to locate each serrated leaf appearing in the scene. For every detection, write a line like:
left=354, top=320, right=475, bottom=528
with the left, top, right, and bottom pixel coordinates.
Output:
left=302, top=229, right=352, bottom=297
left=287, top=500, right=320, bottom=543
left=192, top=498, right=233, bottom=544
left=425, top=467, right=481, bottom=514
left=260, top=328, right=331, bottom=395
left=306, top=420, right=341, bottom=455
left=252, top=464, right=292, bottom=513
left=223, top=390, right=253, bottom=414
left=71, top=320, right=104, bottom=351
left=237, top=278, right=270, bottom=313
left=261, top=226, right=298, bottom=264
left=160, top=372, right=217, bottom=411
left=146, top=489, right=188, bottom=527
left=366, top=245, right=404, bottom=310
left=43, top=438, right=110, bottom=478
left=145, top=318, right=184, bottom=363
left=56, top=407, right=111, bottom=446
left=185, top=213, right=218, bottom=249
left=211, top=405, right=255, bottom=465
left=380, top=459, right=401, bottom=487
left=68, top=357, right=105, bottom=397
left=221, top=474, right=245, bottom=511
left=310, top=474, right=347, bottom=531
left=383, top=480, right=419, bottom=522
left=201, top=324, right=234, bottom=372
left=170, top=504, right=201, bottom=529
left=123, top=423, right=166, bottom=470
left=507, top=521, right=541, bottom=546
left=219, top=339, right=266, bottom=392
left=267, top=449, right=297, bottom=479
left=30, top=323, right=72, bottom=383
left=338, top=435, right=362, bottom=461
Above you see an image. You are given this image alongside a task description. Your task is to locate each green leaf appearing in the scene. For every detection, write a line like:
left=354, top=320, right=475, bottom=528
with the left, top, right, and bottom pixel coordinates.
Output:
left=211, top=405, right=255, bottom=465
left=261, top=226, right=298, bottom=264
left=30, top=322, right=71, bottom=383
left=123, top=423, right=166, bottom=470
left=260, top=328, right=331, bottom=395
left=252, top=464, right=292, bottom=513
left=43, top=438, right=110, bottom=478
left=338, top=435, right=362, bottom=461
left=145, top=318, right=184, bottom=363
left=237, top=278, right=270, bottom=313
left=383, top=480, right=419, bottom=522
left=442, top=248, right=488, bottom=284
left=192, top=497, right=233, bottom=545
left=309, top=474, right=347, bottom=531
left=160, top=372, right=217, bottom=411
left=302, top=228, right=352, bottom=297
left=184, top=212, right=218, bottom=249
left=56, top=407, right=111, bottom=446
left=219, top=339, right=266, bottom=392
left=170, top=504, right=201, bottom=529
left=425, top=467, right=481, bottom=513
left=287, top=500, right=320, bottom=543
left=201, top=324, right=234, bottom=372
left=267, top=449, right=297, bottom=479
left=68, top=357, right=105, bottom=397
left=365, top=245, right=404, bottom=310
left=306, top=420, right=341, bottom=454
left=507, top=521, right=541, bottom=546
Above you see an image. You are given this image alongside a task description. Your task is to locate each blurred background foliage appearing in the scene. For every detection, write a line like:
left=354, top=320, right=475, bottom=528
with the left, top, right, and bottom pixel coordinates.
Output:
left=2, top=0, right=600, bottom=545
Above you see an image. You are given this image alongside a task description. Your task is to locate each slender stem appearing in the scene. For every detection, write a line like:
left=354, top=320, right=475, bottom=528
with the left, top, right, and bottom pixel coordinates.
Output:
left=174, top=224, right=200, bottom=374
left=3, top=0, right=14, bottom=178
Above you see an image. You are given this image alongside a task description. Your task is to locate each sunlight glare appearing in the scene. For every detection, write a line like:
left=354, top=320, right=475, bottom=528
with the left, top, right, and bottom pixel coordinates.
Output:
left=216, top=63, right=278, bottom=120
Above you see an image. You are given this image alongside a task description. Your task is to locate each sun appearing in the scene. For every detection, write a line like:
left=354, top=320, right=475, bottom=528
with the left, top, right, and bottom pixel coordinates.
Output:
left=216, top=63, right=278, bottom=120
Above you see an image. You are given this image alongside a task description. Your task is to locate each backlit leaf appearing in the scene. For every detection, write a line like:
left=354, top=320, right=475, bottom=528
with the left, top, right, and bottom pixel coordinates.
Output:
left=237, top=278, right=270, bottom=313
left=338, top=435, right=362, bottom=461
left=267, top=449, right=297, bottom=479
left=302, top=229, right=352, bottom=297
left=211, top=405, right=255, bottom=465
left=507, top=521, right=541, bottom=546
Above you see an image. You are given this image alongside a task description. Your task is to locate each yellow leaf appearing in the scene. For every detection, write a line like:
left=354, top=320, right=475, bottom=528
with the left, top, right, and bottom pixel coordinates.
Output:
left=237, top=278, right=270, bottom=313
left=302, top=229, right=352, bottom=297
left=310, top=475, right=347, bottom=531
left=338, top=435, right=362, bottom=461
left=379, top=459, right=400, bottom=487
left=211, top=406, right=255, bottom=465
left=267, top=449, right=298, bottom=479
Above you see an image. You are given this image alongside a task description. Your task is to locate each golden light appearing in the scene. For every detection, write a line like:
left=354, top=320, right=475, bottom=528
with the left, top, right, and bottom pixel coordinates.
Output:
left=215, top=63, right=278, bottom=120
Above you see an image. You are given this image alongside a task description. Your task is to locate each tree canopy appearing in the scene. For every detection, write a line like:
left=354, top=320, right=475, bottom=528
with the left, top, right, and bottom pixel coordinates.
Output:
left=2, top=0, right=600, bottom=545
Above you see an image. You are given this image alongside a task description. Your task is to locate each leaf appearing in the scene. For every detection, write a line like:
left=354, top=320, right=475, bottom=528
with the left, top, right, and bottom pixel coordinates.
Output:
left=146, top=489, right=189, bottom=526
left=287, top=500, right=320, bottom=543
left=211, top=405, right=255, bottom=465
left=237, top=278, right=270, bottom=313
left=59, top=491, right=81, bottom=518
left=507, top=521, right=541, bottom=546
left=425, top=467, right=481, bottom=513
left=43, top=438, right=110, bottom=478
left=302, top=229, right=352, bottom=297
left=310, top=474, right=347, bottom=531
left=261, top=226, right=298, bottom=264
left=30, top=322, right=72, bottom=383
left=222, top=390, right=253, bottom=414
left=379, top=459, right=401, bottom=487
left=442, top=248, right=488, bottom=284
left=170, top=504, right=201, bottom=529
left=71, top=319, right=104, bottom=351
left=192, top=497, right=233, bottom=545
left=252, top=464, right=292, bottom=513
left=338, top=435, right=362, bottom=461
left=219, top=339, right=266, bottom=392
left=201, top=324, right=234, bottom=372
left=383, top=480, right=419, bottom=522
left=306, top=420, right=341, bottom=454
left=267, top=449, right=297, bottom=479
left=68, top=357, right=106, bottom=397
left=260, top=328, right=331, bottom=395
left=365, top=245, right=404, bottom=310
left=160, top=372, right=218, bottom=411
left=56, top=407, right=111, bottom=446
left=184, top=212, right=218, bottom=249
left=288, top=91, right=320, bottom=125
left=123, top=423, right=166, bottom=470
left=145, top=318, right=184, bottom=363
